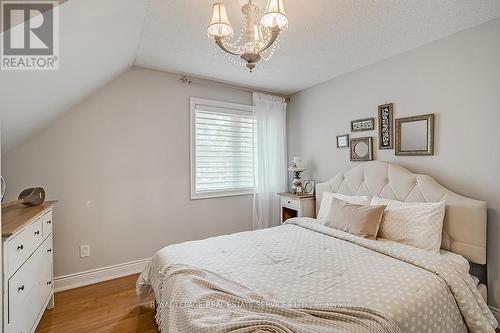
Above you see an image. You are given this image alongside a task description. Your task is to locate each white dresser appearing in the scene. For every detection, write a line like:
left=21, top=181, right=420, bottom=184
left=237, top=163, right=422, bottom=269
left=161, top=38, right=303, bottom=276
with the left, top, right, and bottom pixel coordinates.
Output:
left=2, top=202, right=56, bottom=333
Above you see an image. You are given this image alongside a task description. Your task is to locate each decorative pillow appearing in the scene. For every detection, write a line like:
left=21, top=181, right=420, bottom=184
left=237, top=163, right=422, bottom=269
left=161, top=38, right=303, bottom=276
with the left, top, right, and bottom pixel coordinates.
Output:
left=372, top=196, right=445, bottom=252
left=323, top=198, right=386, bottom=239
left=318, top=192, right=369, bottom=224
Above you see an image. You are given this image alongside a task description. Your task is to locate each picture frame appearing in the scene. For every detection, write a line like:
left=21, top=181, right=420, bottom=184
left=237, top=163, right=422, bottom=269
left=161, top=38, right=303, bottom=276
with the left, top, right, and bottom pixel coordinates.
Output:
left=350, top=137, right=374, bottom=161
left=395, top=114, right=435, bottom=156
left=336, top=134, right=349, bottom=148
left=378, top=103, right=394, bottom=149
left=351, top=118, right=375, bottom=132
left=302, top=180, right=315, bottom=195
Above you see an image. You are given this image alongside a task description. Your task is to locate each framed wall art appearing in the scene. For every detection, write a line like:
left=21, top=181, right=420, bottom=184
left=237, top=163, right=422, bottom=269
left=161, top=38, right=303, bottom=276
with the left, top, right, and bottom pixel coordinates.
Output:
left=351, top=118, right=375, bottom=132
left=350, top=137, right=374, bottom=161
left=378, top=103, right=394, bottom=149
left=336, top=134, right=349, bottom=148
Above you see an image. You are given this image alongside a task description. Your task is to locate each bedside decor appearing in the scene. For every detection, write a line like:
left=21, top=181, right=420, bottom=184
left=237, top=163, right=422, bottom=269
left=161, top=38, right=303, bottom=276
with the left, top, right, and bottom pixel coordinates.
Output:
left=336, top=134, right=349, bottom=148
left=278, top=192, right=315, bottom=223
left=378, top=103, right=394, bottom=149
left=288, top=156, right=306, bottom=195
left=302, top=180, right=315, bottom=195
left=351, top=118, right=375, bottom=132
left=350, top=137, right=374, bottom=161
left=395, top=114, right=435, bottom=155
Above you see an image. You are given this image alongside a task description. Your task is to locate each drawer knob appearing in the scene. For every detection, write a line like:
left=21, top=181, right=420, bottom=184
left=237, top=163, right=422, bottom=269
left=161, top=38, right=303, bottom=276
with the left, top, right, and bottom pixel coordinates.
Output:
left=34, top=230, right=40, bottom=235
left=287, top=200, right=291, bottom=204
left=17, top=244, right=24, bottom=251
left=47, top=249, right=52, bottom=253
left=18, top=285, right=25, bottom=292
left=47, top=220, right=52, bottom=224
left=47, top=281, right=52, bottom=286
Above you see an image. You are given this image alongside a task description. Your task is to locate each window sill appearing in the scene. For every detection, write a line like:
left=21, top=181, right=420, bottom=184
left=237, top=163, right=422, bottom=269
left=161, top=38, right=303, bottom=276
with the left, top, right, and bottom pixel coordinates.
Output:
left=191, top=190, right=254, bottom=200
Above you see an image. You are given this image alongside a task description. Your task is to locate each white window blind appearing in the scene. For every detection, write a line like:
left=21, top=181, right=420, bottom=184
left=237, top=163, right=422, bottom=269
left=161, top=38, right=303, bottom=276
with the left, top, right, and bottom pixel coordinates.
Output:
left=191, top=98, right=255, bottom=199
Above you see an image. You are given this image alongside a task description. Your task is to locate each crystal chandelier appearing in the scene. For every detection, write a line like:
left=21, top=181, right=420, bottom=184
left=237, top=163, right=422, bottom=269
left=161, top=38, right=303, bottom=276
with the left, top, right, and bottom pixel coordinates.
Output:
left=207, top=0, right=288, bottom=72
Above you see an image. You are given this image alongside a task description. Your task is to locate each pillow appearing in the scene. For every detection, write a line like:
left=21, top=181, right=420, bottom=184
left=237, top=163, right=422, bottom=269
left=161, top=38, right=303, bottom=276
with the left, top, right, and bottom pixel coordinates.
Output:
left=318, top=192, right=369, bottom=224
left=372, top=196, right=445, bottom=252
left=323, top=198, right=386, bottom=239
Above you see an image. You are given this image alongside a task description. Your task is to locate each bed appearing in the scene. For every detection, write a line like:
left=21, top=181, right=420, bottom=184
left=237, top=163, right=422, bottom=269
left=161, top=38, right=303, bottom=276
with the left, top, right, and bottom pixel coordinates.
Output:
left=137, top=161, right=497, bottom=333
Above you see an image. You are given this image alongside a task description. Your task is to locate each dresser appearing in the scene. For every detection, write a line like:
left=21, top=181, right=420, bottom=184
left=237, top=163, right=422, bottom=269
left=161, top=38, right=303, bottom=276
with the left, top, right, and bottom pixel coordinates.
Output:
left=278, top=192, right=315, bottom=223
left=2, top=201, right=56, bottom=333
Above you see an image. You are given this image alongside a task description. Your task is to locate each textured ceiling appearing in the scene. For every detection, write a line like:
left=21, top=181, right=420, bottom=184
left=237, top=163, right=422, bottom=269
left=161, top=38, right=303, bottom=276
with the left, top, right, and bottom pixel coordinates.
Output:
left=2, top=0, right=500, bottom=153
left=135, top=0, right=500, bottom=95
left=0, top=0, right=148, bottom=152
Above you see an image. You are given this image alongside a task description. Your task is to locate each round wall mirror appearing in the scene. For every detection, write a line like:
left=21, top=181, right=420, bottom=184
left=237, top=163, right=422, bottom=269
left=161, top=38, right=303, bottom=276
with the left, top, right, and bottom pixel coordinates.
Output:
left=354, top=142, right=369, bottom=157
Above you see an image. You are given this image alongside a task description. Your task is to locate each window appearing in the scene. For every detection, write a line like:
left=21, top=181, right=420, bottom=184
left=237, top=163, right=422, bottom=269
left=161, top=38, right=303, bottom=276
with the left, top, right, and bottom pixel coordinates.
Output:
left=190, top=98, right=255, bottom=199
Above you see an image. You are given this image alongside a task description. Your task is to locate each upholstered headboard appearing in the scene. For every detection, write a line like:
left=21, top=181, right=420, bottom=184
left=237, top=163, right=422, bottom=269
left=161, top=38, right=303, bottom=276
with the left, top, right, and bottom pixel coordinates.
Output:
left=315, top=161, right=487, bottom=264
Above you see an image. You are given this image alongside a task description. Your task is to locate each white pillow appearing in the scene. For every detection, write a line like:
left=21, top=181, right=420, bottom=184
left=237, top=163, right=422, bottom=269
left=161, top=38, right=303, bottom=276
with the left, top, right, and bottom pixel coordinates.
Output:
left=318, top=192, right=369, bottom=225
left=371, top=196, right=445, bottom=252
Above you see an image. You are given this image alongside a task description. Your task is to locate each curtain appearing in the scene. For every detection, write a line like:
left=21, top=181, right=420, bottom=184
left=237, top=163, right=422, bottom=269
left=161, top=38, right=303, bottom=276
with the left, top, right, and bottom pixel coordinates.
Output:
left=252, top=92, right=287, bottom=229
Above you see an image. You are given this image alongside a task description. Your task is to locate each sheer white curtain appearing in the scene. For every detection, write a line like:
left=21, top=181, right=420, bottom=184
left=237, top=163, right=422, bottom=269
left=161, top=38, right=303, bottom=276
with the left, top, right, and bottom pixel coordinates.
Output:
left=252, top=92, right=287, bottom=229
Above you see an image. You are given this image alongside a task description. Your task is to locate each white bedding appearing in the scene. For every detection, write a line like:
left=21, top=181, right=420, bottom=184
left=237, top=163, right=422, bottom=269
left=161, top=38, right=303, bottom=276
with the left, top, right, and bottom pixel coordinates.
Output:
left=138, top=218, right=497, bottom=333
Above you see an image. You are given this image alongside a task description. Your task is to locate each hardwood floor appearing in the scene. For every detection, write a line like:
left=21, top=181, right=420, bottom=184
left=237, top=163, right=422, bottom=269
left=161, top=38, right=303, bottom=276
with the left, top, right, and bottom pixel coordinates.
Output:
left=33, top=274, right=500, bottom=332
left=36, top=274, right=159, bottom=333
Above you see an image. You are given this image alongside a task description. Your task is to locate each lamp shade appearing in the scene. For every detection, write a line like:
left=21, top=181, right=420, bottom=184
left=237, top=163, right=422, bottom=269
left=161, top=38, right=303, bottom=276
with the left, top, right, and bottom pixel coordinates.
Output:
left=260, top=0, right=288, bottom=29
left=207, top=3, right=233, bottom=38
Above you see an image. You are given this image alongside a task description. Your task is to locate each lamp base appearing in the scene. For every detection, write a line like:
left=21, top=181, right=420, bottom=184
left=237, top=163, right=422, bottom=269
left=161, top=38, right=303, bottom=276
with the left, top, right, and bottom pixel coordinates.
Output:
left=291, top=170, right=304, bottom=196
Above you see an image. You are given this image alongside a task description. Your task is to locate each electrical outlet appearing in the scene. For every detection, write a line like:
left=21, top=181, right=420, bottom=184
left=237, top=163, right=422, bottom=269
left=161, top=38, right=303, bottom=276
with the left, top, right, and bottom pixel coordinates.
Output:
left=80, top=244, right=90, bottom=258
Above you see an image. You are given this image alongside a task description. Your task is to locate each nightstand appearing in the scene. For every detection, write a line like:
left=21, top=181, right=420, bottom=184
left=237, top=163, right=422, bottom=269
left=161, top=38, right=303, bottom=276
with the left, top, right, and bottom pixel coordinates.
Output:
left=278, top=192, right=316, bottom=224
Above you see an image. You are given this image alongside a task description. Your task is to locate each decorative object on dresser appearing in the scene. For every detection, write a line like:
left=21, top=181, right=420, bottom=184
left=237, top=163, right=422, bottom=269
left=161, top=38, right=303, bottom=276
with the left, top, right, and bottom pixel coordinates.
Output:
left=351, top=118, right=375, bottom=132
left=0, top=176, right=5, bottom=202
left=378, top=103, right=394, bottom=149
left=1, top=187, right=46, bottom=208
left=336, top=134, right=349, bottom=148
left=278, top=192, right=315, bottom=223
left=2, top=201, right=57, bottom=333
left=395, top=114, right=435, bottom=156
left=288, top=156, right=306, bottom=195
left=350, top=137, right=374, bottom=161
left=302, top=180, right=315, bottom=195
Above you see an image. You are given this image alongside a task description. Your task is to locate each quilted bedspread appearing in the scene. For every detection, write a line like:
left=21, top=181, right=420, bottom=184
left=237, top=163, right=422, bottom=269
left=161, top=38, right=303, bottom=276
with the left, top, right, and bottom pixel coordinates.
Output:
left=137, top=218, right=497, bottom=333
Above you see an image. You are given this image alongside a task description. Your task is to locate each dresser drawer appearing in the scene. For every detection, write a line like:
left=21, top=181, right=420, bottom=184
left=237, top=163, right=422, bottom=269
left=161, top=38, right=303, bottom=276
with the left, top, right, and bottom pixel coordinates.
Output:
left=280, top=196, right=299, bottom=210
left=8, top=235, right=53, bottom=332
left=5, top=218, right=43, bottom=274
left=42, top=209, right=53, bottom=237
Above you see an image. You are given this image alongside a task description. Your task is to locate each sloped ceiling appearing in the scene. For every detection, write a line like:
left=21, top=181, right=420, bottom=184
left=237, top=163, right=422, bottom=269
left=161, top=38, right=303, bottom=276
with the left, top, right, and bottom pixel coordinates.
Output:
left=0, top=0, right=148, bottom=152
left=2, top=0, right=500, bottom=152
left=136, top=0, right=500, bottom=94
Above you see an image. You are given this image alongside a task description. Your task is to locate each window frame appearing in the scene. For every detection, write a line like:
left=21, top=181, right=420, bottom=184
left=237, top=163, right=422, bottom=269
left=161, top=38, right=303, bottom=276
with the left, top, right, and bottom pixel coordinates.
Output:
left=190, top=97, right=255, bottom=200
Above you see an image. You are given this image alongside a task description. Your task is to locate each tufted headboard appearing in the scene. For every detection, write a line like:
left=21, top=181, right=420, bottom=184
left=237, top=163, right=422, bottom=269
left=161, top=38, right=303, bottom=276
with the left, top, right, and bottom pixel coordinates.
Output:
left=315, top=161, right=487, bottom=264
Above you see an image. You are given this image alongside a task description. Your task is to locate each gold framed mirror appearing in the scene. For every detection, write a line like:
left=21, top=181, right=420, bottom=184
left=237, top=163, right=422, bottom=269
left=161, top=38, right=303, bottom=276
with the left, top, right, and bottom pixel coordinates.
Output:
left=395, top=114, right=434, bottom=156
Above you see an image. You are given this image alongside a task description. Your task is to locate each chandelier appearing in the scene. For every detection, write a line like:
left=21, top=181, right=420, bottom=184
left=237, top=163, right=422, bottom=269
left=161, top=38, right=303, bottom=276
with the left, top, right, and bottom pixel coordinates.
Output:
left=207, top=0, right=288, bottom=72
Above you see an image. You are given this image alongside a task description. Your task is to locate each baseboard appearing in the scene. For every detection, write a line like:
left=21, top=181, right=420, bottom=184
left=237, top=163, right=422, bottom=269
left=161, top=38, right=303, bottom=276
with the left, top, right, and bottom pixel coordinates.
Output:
left=54, top=258, right=150, bottom=292
left=490, top=306, right=500, bottom=323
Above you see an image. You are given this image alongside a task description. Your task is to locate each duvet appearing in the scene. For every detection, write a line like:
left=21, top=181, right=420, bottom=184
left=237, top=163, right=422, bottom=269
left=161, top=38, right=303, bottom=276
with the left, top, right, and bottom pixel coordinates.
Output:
left=137, top=218, right=497, bottom=333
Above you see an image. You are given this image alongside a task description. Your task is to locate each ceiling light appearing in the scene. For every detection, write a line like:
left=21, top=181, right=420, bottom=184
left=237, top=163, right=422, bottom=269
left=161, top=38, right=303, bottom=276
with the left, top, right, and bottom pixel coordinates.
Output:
left=207, top=0, right=289, bottom=72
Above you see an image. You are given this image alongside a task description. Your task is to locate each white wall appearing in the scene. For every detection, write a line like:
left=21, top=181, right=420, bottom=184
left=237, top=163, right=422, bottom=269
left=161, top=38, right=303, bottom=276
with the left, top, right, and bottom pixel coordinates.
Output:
left=2, top=67, right=253, bottom=277
left=287, top=18, right=500, bottom=307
